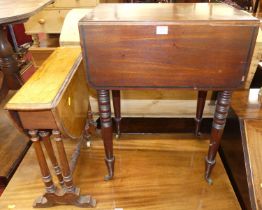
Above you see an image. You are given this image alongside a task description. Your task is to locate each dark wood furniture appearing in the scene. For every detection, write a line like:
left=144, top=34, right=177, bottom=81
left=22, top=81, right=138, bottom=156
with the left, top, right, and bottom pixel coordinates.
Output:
left=0, top=0, right=53, bottom=99
left=112, top=89, right=206, bottom=137
left=79, top=3, right=259, bottom=183
left=5, top=48, right=96, bottom=208
left=221, top=89, right=262, bottom=210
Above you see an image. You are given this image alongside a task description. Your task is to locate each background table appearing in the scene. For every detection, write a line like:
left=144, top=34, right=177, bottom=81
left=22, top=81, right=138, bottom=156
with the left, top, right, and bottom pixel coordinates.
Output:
left=0, top=0, right=53, bottom=99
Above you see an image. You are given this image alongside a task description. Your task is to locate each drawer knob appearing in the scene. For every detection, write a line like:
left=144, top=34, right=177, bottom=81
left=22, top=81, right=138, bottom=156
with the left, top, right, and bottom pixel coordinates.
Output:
left=38, top=19, right=46, bottom=24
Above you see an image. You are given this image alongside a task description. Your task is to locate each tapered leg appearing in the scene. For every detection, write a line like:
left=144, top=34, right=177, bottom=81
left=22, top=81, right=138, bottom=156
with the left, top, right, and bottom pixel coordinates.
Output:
left=83, top=101, right=97, bottom=148
left=205, top=91, right=232, bottom=184
left=209, top=91, right=218, bottom=105
left=97, top=90, right=114, bottom=180
left=195, top=91, right=207, bottom=136
left=112, top=90, right=121, bottom=139
left=87, top=101, right=96, bottom=135
left=39, top=131, right=64, bottom=187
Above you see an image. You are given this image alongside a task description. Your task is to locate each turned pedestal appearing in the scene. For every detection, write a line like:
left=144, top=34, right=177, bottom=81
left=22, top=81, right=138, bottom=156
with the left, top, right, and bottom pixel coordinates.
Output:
left=0, top=0, right=54, bottom=98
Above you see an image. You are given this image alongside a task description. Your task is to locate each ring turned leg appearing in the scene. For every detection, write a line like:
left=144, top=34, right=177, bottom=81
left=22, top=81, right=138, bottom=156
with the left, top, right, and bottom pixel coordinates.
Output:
left=52, top=130, right=96, bottom=207
left=205, top=91, right=232, bottom=184
left=97, top=90, right=115, bottom=180
left=195, top=91, right=207, bottom=136
left=83, top=102, right=97, bottom=148
left=112, top=90, right=121, bottom=139
left=29, top=129, right=96, bottom=208
left=28, top=130, right=57, bottom=208
left=39, top=131, right=64, bottom=187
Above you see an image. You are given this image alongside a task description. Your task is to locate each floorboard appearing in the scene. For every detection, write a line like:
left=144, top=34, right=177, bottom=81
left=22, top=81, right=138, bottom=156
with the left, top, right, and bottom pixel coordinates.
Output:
left=0, top=92, right=30, bottom=185
left=0, top=134, right=240, bottom=210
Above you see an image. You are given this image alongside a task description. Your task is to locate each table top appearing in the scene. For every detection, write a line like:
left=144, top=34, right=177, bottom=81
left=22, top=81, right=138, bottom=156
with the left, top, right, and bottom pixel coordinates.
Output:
left=80, top=3, right=258, bottom=24
left=5, top=47, right=82, bottom=110
left=0, top=0, right=53, bottom=24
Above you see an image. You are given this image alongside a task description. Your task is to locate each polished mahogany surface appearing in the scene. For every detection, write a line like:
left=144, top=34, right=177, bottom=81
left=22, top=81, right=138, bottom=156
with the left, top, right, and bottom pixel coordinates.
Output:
left=79, top=3, right=259, bottom=90
left=0, top=134, right=241, bottom=210
left=81, top=3, right=257, bottom=23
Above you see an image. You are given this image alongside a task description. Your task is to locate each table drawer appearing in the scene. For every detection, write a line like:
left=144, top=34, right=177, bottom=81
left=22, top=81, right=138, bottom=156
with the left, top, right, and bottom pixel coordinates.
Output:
left=48, top=0, right=98, bottom=8
left=80, top=24, right=258, bottom=90
left=25, top=9, right=68, bottom=34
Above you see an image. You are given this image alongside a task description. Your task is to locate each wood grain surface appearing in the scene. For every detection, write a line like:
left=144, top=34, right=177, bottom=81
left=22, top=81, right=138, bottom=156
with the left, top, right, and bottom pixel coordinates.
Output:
left=243, top=119, right=262, bottom=210
left=54, top=61, right=90, bottom=138
left=0, top=0, right=53, bottom=24
left=5, top=47, right=82, bottom=110
left=0, top=92, right=30, bottom=184
left=231, top=89, right=262, bottom=119
left=24, top=9, right=68, bottom=34
left=29, top=47, right=56, bottom=68
left=6, top=47, right=89, bottom=138
left=80, top=3, right=258, bottom=23
left=0, top=134, right=241, bottom=210
left=79, top=3, right=259, bottom=90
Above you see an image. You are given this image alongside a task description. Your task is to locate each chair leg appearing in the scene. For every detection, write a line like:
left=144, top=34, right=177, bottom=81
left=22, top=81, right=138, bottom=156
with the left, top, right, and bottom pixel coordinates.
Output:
left=205, top=91, right=232, bottom=184
left=97, top=90, right=115, bottom=181
left=195, top=91, right=207, bottom=136
left=112, top=90, right=121, bottom=139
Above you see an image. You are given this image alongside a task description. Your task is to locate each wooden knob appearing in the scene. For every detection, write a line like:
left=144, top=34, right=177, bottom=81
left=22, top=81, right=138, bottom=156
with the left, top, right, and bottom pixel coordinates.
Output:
left=38, top=18, right=45, bottom=24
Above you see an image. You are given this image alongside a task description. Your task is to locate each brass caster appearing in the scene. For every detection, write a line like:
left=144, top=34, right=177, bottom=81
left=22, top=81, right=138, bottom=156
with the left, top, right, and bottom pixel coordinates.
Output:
left=205, top=176, right=213, bottom=185
left=104, top=157, right=114, bottom=181
left=104, top=174, right=113, bottom=181
left=86, top=140, right=91, bottom=148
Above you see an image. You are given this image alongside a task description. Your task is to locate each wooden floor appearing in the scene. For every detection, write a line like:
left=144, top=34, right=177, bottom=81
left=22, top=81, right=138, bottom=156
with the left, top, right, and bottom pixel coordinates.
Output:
left=0, top=92, right=30, bottom=185
left=0, top=134, right=240, bottom=210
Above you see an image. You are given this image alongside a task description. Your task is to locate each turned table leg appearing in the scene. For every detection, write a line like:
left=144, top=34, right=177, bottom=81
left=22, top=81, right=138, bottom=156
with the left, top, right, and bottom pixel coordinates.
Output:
left=28, top=130, right=57, bottom=207
left=195, top=91, right=207, bottom=136
left=97, top=90, right=115, bottom=180
left=28, top=130, right=96, bottom=208
left=39, top=131, right=64, bottom=187
left=0, top=25, right=21, bottom=91
left=87, top=101, right=97, bottom=135
left=52, top=130, right=75, bottom=193
left=52, top=130, right=96, bottom=207
left=205, top=90, right=232, bottom=184
left=83, top=102, right=97, bottom=148
left=112, top=90, right=121, bottom=139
